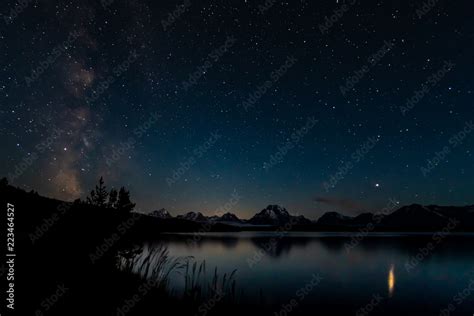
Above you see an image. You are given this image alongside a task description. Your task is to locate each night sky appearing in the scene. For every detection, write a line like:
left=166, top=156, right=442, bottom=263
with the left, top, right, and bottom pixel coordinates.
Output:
left=1, top=0, right=473, bottom=219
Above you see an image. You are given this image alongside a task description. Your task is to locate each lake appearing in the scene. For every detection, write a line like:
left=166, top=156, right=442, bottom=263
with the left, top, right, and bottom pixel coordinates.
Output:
left=138, top=232, right=474, bottom=315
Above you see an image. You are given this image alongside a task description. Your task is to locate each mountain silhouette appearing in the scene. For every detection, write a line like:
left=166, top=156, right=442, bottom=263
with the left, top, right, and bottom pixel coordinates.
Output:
left=147, top=201, right=474, bottom=232
left=177, top=211, right=208, bottom=222
left=247, top=205, right=312, bottom=226
left=314, top=204, right=474, bottom=231
left=3, top=180, right=474, bottom=234
left=150, top=208, right=172, bottom=219
left=209, top=212, right=243, bottom=224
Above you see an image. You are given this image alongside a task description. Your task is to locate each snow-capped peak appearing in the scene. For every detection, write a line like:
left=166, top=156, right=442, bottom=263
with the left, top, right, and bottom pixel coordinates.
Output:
left=150, top=208, right=171, bottom=219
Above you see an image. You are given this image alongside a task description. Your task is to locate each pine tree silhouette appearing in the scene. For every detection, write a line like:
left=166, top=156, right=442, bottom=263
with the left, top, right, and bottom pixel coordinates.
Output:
left=108, top=188, right=118, bottom=209
left=116, top=187, right=135, bottom=214
left=86, top=177, right=108, bottom=207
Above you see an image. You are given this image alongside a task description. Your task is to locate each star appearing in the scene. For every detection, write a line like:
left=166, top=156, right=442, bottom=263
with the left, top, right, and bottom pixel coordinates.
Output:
left=0, top=0, right=472, bottom=219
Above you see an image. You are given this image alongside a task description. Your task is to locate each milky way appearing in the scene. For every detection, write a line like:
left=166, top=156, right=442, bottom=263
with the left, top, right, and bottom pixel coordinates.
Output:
left=1, top=0, right=473, bottom=219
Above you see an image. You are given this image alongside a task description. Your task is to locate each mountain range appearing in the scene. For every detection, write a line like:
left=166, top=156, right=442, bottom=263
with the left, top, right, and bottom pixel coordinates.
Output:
left=150, top=205, right=312, bottom=226
left=2, top=180, right=472, bottom=233
left=150, top=203, right=474, bottom=231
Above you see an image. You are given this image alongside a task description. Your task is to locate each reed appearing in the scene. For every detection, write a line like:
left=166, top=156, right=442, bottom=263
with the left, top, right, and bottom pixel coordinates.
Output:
left=118, top=243, right=238, bottom=305
left=118, top=243, right=188, bottom=291
left=183, top=260, right=237, bottom=304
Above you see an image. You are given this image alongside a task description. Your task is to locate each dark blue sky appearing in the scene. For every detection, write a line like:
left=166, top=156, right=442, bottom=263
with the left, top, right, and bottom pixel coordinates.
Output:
left=1, top=0, right=473, bottom=219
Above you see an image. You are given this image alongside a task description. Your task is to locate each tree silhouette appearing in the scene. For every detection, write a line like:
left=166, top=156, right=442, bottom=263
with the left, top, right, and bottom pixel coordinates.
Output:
left=108, top=188, right=118, bottom=209
left=0, top=177, right=8, bottom=187
left=86, top=177, right=108, bottom=207
left=116, top=187, right=135, bottom=214
left=85, top=178, right=135, bottom=213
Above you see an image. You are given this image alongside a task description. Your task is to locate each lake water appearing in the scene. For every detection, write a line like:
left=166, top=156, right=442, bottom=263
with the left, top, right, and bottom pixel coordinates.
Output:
left=140, top=232, right=474, bottom=315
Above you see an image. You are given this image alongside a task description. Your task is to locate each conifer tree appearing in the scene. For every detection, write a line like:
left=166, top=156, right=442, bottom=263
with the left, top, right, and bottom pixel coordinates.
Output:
left=116, top=187, right=135, bottom=213
left=86, top=177, right=108, bottom=207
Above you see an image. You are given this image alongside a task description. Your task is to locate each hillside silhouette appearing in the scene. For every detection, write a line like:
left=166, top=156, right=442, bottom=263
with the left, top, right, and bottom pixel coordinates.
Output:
left=0, top=177, right=245, bottom=316
left=1, top=177, right=474, bottom=316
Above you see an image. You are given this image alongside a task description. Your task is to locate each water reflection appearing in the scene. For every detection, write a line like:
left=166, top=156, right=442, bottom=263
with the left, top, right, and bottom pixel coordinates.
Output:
left=388, top=264, right=395, bottom=297
left=157, top=232, right=474, bottom=259
left=142, top=232, right=474, bottom=314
